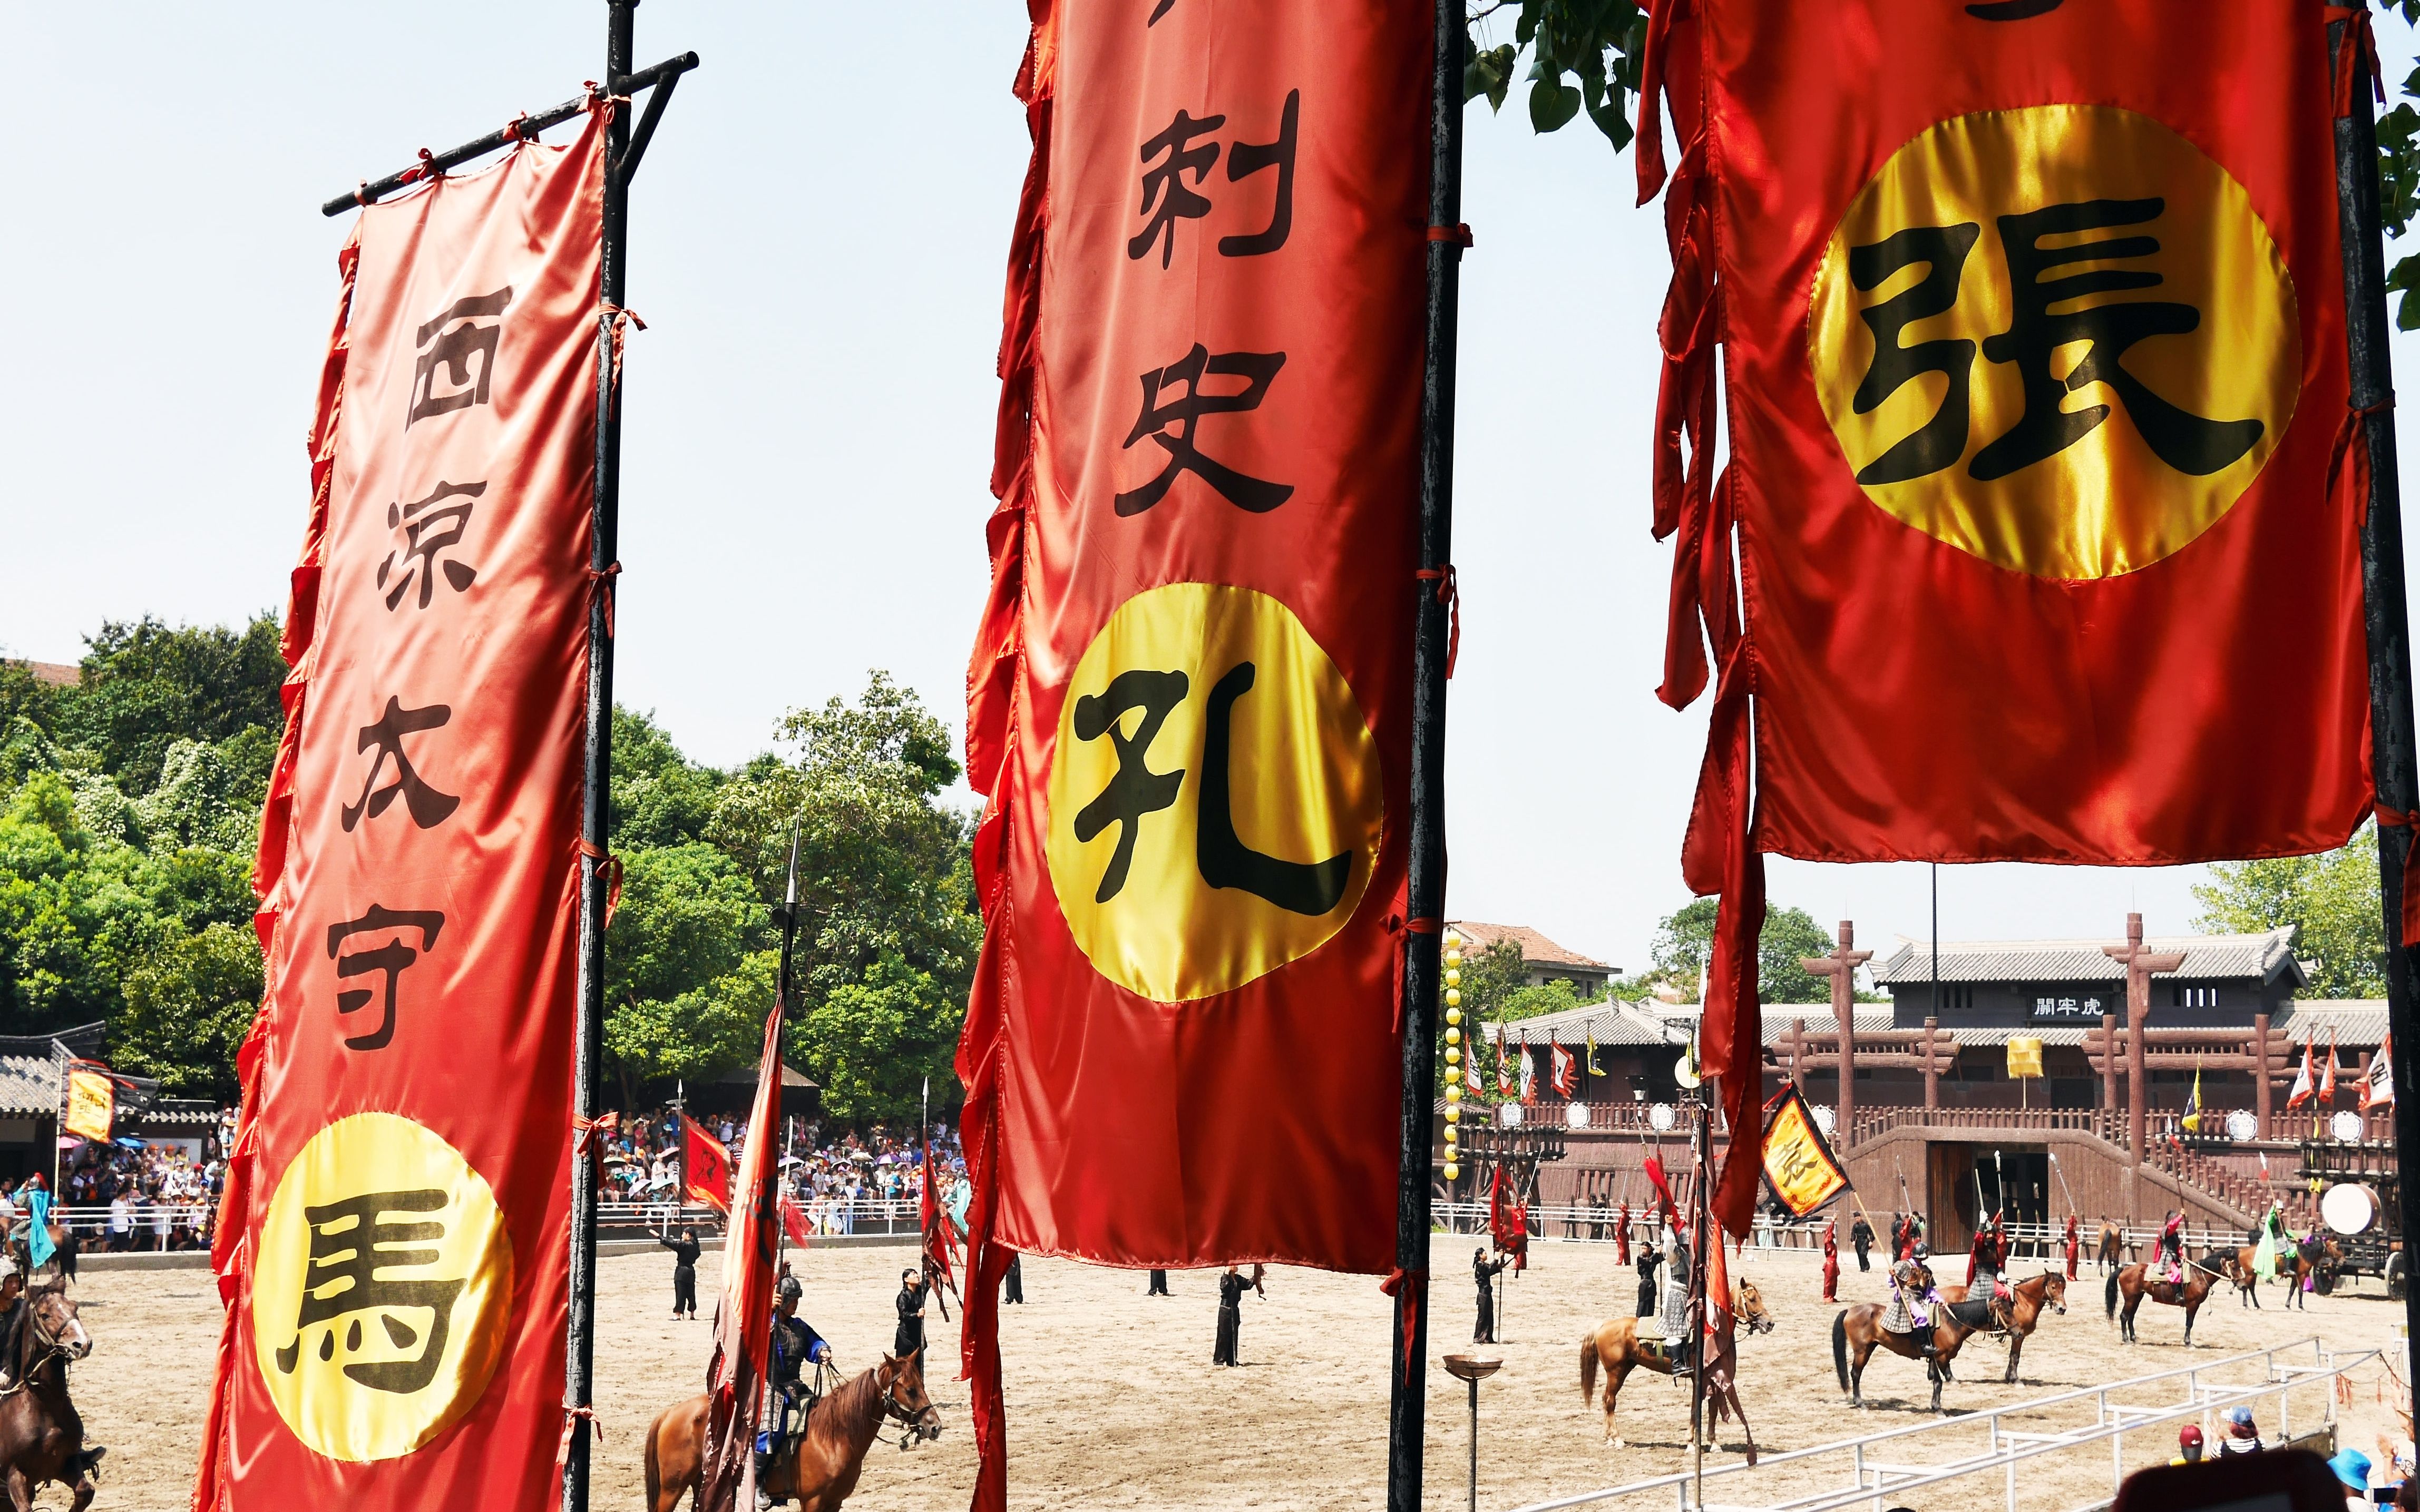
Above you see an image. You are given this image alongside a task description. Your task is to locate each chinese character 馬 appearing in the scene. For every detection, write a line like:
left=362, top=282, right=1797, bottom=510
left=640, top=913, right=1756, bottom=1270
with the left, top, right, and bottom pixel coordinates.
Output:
left=407, top=287, right=513, bottom=428
left=326, top=905, right=446, bottom=1052
left=272, top=1189, right=463, bottom=1395
left=341, top=698, right=461, bottom=833
left=1117, top=344, right=1293, bottom=516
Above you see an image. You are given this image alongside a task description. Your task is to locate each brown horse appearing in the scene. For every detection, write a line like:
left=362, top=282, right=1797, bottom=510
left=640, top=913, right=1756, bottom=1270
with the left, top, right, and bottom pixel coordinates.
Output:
left=1832, top=1278, right=1990, bottom=1412
left=2096, top=1222, right=2125, bottom=1275
left=643, top=1352, right=941, bottom=1512
left=2106, top=1255, right=2223, bottom=1346
left=3, top=1226, right=77, bottom=1287
left=2223, top=1238, right=2340, bottom=1309
left=1934, top=1270, right=2068, bottom=1383
left=0, top=1274, right=101, bottom=1510
left=1577, top=1279, right=1772, bottom=1446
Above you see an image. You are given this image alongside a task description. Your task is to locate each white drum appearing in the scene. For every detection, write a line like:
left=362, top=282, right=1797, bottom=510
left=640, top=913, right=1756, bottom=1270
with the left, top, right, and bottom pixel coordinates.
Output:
left=2224, top=1109, right=2258, bottom=1142
left=2320, top=1182, right=2378, bottom=1237
left=1648, top=1102, right=1676, bottom=1134
left=1565, top=1100, right=1590, bottom=1130
left=1497, top=1101, right=1523, bottom=1130
left=2329, top=1111, right=2366, bottom=1143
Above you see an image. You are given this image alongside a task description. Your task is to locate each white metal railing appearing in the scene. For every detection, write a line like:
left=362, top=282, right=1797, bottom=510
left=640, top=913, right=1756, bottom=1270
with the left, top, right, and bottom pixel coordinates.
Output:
left=30, top=1195, right=933, bottom=1252
left=1428, top=1206, right=2252, bottom=1262
left=1507, top=1337, right=2374, bottom=1512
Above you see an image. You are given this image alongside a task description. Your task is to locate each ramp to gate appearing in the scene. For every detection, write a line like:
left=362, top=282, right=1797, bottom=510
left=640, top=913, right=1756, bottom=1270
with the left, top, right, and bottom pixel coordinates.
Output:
left=1510, top=1338, right=2379, bottom=1512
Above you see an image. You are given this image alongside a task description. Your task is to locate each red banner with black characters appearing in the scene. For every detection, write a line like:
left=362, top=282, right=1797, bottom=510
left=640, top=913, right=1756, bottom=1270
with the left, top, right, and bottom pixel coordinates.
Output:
left=196, top=110, right=603, bottom=1512
left=959, top=1, right=1428, bottom=1506
left=1635, top=0, right=2362, bottom=1236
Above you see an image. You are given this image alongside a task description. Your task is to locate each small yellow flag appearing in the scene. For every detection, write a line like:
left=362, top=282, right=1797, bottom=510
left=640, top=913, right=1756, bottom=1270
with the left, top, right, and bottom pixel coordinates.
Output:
left=63, top=1066, right=115, bottom=1144
left=2006, top=1036, right=2044, bottom=1080
left=1761, top=1085, right=1849, bottom=1216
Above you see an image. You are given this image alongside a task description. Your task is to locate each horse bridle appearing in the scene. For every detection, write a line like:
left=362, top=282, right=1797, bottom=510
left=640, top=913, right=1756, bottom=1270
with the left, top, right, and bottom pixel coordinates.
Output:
left=3, top=1294, right=79, bottom=1394
left=879, top=1371, right=932, bottom=1450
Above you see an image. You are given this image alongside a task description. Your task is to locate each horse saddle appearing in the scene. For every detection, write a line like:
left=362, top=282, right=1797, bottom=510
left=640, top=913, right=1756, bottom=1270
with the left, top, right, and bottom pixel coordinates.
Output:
left=1943, top=1297, right=1998, bottom=1331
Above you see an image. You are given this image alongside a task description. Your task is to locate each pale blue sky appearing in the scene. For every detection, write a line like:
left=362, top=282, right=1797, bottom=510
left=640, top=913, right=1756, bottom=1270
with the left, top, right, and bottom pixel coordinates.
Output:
left=4, top=3, right=2416, bottom=976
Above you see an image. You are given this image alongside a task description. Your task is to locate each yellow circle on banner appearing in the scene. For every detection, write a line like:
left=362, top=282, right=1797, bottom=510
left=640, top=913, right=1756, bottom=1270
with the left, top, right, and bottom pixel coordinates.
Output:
left=1808, top=104, right=2298, bottom=579
left=251, top=1113, right=514, bottom=1462
left=1046, top=582, right=1383, bottom=1003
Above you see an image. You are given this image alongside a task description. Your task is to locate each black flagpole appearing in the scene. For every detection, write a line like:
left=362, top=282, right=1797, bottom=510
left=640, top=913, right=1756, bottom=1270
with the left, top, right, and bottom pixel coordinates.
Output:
left=1386, top=1, right=1465, bottom=1508
left=2330, top=0, right=2420, bottom=1430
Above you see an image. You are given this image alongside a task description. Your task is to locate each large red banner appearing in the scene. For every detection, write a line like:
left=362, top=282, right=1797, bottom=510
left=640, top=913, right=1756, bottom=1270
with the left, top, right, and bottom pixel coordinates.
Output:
left=1636, top=0, right=2362, bottom=1233
left=959, top=1, right=1428, bottom=1504
left=197, top=111, right=603, bottom=1511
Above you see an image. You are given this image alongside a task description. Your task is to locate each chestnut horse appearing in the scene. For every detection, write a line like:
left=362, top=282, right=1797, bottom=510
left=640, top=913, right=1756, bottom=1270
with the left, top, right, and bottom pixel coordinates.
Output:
left=1832, top=1272, right=1990, bottom=1412
left=1934, top=1270, right=2068, bottom=1383
left=1577, top=1279, right=1773, bottom=1446
left=0, top=1273, right=101, bottom=1511
left=2106, top=1255, right=2224, bottom=1346
left=2096, top=1221, right=2125, bottom=1274
left=643, top=1352, right=940, bottom=1512
left=2222, top=1237, right=2338, bottom=1309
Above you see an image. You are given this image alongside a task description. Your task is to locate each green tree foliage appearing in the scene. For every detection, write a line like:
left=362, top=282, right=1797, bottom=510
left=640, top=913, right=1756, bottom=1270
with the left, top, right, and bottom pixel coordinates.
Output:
left=704, top=673, right=979, bottom=1121
left=2192, top=826, right=2385, bottom=999
left=53, top=615, right=285, bottom=795
left=2, top=613, right=977, bottom=1117
left=1642, top=897, right=1831, bottom=1004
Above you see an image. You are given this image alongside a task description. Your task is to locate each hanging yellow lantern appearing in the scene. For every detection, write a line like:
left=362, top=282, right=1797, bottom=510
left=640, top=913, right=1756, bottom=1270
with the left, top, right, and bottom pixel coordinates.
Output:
left=1446, top=1006, right=1460, bottom=1027
left=1445, top=988, right=1460, bottom=1007
left=1445, top=1026, right=1460, bottom=1046
left=1444, top=967, right=1460, bottom=988
left=1443, top=1104, right=1459, bottom=1126
left=1443, top=1161, right=1460, bottom=1181
left=1445, top=1083, right=1461, bottom=1105
left=1445, top=1044, right=1460, bottom=1066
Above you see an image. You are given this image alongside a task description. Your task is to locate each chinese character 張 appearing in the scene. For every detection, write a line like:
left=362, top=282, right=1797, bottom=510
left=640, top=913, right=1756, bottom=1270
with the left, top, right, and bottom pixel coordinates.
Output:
left=1849, top=199, right=2262, bottom=485
left=341, top=697, right=461, bottom=833
left=378, top=479, right=484, bottom=611
left=407, top=287, right=513, bottom=428
left=1117, top=344, right=1293, bottom=516
left=272, top=1189, right=464, bottom=1395
left=326, top=905, right=447, bottom=1052
left=1071, top=669, right=1191, bottom=904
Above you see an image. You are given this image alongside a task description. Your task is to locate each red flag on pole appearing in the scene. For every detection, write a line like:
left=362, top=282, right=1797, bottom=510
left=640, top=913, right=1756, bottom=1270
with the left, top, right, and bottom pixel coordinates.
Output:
left=683, top=1115, right=733, bottom=1216
left=921, top=1148, right=960, bottom=1294
left=1634, top=0, right=2361, bottom=1241
left=1550, top=1038, right=1578, bottom=1098
left=2288, top=1039, right=2316, bottom=1110
left=957, top=4, right=1429, bottom=1507
left=700, top=1004, right=788, bottom=1512
left=195, top=110, right=606, bottom=1512
left=2318, top=1029, right=2339, bottom=1105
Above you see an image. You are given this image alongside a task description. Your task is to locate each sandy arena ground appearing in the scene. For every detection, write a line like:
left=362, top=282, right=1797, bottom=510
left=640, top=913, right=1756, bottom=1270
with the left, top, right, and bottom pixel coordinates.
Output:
left=50, top=1237, right=2411, bottom=1510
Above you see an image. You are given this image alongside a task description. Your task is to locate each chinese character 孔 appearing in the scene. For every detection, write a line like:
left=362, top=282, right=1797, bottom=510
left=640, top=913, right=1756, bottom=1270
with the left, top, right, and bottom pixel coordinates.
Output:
left=326, top=905, right=446, bottom=1052
left=1069, top=659, right=1348, bottom=917
left=378, top=479, right=483, bottom=611
left=341, top=698, right=461, bottom=832
left=1850, top=199, right=2261, bottom=484
left=272, top=1189, right=463, bottom=1395
left=408, top=287, right=513, bottom=428
left=1118, top=344, right=1293, bottom=516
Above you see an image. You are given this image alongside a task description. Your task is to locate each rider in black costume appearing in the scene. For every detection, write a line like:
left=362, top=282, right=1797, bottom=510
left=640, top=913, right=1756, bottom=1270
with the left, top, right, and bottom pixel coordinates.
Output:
left=758, top=1274, right=832, bottom=1509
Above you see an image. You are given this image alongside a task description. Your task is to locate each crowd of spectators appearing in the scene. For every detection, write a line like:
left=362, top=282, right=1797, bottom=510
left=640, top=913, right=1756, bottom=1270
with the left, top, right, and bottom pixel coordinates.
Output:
left=597, top=1105, right=969, bottom=1235
left=37, top=1107, right=236, bottom=1252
